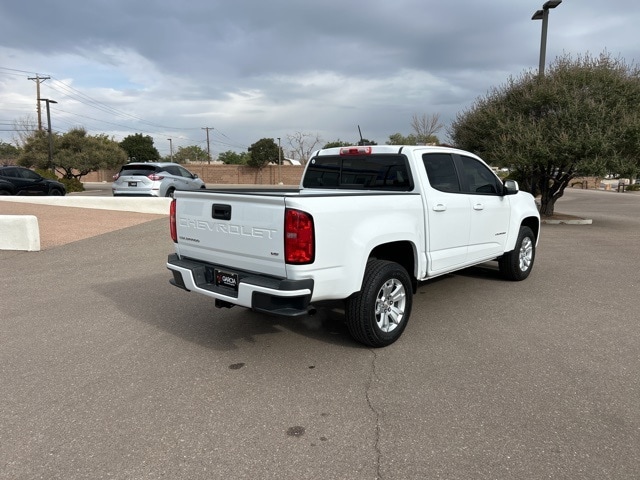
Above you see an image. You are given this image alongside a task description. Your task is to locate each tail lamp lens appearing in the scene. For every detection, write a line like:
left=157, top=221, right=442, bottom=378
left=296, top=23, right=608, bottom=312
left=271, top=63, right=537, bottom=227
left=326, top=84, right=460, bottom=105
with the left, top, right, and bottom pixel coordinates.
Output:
left=170, top=199, right=177, bottom=243
left=285, top=209, right=314, bottom=264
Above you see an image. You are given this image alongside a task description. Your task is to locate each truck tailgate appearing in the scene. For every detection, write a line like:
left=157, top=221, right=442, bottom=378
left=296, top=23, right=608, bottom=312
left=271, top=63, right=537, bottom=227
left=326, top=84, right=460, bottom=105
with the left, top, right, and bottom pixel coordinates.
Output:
left=173, top=190, right=287, bottom=277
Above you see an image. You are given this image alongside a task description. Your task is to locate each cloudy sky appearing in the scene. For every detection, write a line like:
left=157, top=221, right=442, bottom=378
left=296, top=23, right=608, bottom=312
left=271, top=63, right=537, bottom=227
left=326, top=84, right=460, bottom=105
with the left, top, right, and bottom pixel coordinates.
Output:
left=1, top=0, right=639, bottom=158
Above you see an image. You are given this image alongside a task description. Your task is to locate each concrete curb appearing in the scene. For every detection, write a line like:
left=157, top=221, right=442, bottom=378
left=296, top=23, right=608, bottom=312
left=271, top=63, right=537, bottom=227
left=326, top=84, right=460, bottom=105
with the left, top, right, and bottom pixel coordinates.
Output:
left=0, top=196, right=171, bottom=251
left=0, top=196, right=172, bottom=215
left=0, top=215, right=41, bottom=251
left=541, top=217, right=593, bottom=225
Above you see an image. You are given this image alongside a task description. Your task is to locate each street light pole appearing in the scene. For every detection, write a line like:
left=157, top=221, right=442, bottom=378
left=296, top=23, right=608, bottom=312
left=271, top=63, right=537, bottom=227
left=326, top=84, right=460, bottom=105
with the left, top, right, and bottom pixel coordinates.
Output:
left=39, top=98, right=57, bottom=170
left=532, top=0, right=562, bottom=77
left=277, top=137, right=282, bottom=184
left=167, top=138, right=173, bottom=162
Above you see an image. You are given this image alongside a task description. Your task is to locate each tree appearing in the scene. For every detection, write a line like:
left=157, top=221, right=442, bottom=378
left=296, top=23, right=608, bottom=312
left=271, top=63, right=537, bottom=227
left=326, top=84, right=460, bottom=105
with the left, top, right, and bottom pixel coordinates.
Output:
left=387, top=133, right=418, bottom=145
left=247, top=138, right=279, bottom=169
left=219, top=150, right=249, bottom=165
left=0, top=141, right=20, bottom=166
left=19, top=128, right=128, bottom=179
left=411, top=113, right=442, bottom=144
left=323, top=140, right=351, bottom=149
left=12, top=115, right=37, bottom=147
left=119, top=133, right=160, bottom=162
left=173, top=145, right=209, bottom=164
left=286, top=132, right=323, bottom=164
left=450, top=52, right=640, bottom=216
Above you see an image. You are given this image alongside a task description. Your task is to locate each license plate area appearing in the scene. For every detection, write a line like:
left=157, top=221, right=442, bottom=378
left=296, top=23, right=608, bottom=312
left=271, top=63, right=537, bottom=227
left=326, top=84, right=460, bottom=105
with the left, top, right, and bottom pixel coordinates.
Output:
left=128, top=181, right=137, bottom=187
left=214, top=268, right=238, bottom=293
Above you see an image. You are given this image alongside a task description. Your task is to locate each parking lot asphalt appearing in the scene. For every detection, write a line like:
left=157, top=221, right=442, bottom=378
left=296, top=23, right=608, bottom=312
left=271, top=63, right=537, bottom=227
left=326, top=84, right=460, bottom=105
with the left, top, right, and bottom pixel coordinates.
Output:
left=1, top=188, right=639, bottom=479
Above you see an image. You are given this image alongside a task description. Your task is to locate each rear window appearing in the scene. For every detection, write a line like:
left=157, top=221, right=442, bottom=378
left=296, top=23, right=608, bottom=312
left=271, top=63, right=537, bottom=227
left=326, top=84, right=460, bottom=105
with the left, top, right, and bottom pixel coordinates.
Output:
left=119, top=165, right=159, bottom=176
left=303, top=154, right=413, bottom=190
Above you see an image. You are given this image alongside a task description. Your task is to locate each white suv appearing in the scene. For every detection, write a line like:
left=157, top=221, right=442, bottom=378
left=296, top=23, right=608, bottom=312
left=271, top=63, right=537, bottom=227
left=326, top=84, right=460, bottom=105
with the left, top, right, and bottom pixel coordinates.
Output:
left=112, top=162, right=206, bottom=197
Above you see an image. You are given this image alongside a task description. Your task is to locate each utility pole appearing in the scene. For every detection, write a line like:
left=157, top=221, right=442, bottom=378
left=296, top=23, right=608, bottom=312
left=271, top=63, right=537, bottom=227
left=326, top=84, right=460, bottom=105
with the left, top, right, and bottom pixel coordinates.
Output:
left=167, top=138, right=173, bottom=161
left=40, top=98, right=57, bottom=170
left=28, top=75, right=50, bottom=131
left=202, top=127, right=213, bottom=163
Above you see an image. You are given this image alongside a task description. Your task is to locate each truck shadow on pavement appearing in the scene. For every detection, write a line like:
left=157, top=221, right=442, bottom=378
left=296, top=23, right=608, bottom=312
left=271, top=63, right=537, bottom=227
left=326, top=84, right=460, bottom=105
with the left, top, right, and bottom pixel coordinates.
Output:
left=94, top=274, right=357, bottom=352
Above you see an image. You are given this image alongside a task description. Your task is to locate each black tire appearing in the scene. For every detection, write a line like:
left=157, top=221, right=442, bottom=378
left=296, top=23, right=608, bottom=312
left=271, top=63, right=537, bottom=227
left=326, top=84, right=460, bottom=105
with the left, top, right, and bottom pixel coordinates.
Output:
left=49, top=188, right=64, bottom=196
left=345, top=260, right=413, bottom=347
left=499, top=226, right=536, bottom=281
left=0, top=189, right=11, bottom=195
left=165, top=188, right=175, bottom=198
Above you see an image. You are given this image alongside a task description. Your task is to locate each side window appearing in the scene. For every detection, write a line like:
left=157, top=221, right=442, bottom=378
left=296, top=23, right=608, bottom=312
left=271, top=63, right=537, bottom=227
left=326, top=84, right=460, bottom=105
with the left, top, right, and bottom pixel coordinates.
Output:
left=423, top=153, right=460, bottom=193
left=2, top=167, right=19, bottom=178
left=20, top=169, right=41, bottom=180
left=163, top=166, right=180, bottom=176
left=177, top=166, right=194, bottom=178
left=460, top=156, right=501, bottom=195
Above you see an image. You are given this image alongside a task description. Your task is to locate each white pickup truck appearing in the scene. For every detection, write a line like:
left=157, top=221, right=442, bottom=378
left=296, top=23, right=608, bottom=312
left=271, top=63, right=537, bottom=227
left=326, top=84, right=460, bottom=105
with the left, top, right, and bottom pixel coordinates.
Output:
left=167, top=145, right=540, bottom=347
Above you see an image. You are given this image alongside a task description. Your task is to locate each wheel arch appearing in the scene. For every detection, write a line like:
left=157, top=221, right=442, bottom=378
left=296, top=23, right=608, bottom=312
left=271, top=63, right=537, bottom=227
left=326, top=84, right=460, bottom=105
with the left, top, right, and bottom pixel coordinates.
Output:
left=368, top=241, right=417, bottom=292
left=521, top=216, right=540, bottom=244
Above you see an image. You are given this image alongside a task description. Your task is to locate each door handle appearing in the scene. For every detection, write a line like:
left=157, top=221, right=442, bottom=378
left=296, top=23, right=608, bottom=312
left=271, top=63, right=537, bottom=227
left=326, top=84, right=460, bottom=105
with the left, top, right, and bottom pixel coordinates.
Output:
left=433, top=204, right=447, bottom=212
left=473, top=203, right=484, bottom=211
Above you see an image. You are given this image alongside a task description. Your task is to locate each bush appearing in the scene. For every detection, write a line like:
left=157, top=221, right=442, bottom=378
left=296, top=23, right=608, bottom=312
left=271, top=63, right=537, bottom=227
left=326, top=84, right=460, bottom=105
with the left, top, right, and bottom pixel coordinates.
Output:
left=35, top=169, right=85, bottom=193
left=625, top=183, right=640, bottom=191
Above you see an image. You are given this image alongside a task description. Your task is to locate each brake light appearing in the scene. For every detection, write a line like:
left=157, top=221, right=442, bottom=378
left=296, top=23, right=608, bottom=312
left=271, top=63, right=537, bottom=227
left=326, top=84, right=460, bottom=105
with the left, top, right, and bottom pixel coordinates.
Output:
left=148, top=173, right=164, bottom=181
left=285, top=209, right=314, bottom=264
left=340, top=146, right=372, bottom=156
left=112, top=173, right=120, bottom=181
left=170, top=199, right=177, bottom=243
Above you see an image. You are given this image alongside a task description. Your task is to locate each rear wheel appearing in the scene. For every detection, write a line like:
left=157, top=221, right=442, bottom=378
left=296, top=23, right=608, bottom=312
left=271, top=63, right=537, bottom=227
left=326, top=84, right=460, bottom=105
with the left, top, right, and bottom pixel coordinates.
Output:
left=345, top=260, right=413, bottom=347
left=49, top=188, right=64, bottom=196
left=499, top=226, right=535, bottom=281
left=165, top=188, right=175, bottom=198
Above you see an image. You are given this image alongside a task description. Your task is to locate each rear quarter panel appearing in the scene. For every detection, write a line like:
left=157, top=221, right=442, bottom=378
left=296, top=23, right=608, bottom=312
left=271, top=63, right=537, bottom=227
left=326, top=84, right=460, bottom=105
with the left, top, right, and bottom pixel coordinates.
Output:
left=284, top=191, right=424, bottom=301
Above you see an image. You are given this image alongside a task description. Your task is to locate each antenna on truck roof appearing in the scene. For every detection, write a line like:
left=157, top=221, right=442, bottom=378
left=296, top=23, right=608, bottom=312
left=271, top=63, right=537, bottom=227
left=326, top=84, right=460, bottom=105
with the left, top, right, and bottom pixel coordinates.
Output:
left=357, top=125, right=371, bottom=146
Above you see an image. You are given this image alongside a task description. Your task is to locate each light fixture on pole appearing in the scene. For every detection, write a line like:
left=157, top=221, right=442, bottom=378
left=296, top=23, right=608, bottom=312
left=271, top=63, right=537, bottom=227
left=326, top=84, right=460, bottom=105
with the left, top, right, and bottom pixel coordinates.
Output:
left=532, top=0, right=562, bottom=77
left=39, top=98, right=57, bottom=170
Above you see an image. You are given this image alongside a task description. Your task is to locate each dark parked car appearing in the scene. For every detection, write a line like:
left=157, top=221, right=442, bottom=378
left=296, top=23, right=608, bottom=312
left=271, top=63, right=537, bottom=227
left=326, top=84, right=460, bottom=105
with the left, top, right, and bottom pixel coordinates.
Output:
left=0, top=166, right=66, bottom=196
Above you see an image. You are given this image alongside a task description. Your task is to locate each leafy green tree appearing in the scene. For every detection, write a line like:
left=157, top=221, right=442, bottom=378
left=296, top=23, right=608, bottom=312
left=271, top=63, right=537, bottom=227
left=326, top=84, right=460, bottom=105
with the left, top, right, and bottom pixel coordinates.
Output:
left=450, top=52, right=640, bottom=216
left=219, top=150, right=249, bottom=165
left=173, top=145, right=209, bottom=164
left=119, top=133, right=160, bottom=162
left=387, top=133, right=418, bottom=145
left=0, top=141, right=20, bottom=165
left=247, top=138, right=279, bottom=169
left=323, top=140, right=351, bottom=149
left=19, top=128, right=127, bottom=179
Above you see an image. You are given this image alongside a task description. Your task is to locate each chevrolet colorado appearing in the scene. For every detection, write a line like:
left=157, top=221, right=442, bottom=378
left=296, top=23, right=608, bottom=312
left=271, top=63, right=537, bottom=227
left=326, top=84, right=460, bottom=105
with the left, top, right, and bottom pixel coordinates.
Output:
left=167, top=145, right=540, bottom=347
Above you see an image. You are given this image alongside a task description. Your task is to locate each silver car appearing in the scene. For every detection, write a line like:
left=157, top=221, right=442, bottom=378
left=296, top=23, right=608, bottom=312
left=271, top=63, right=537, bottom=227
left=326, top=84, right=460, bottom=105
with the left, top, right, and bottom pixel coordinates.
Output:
left=112, top=162, right=206, bottom=197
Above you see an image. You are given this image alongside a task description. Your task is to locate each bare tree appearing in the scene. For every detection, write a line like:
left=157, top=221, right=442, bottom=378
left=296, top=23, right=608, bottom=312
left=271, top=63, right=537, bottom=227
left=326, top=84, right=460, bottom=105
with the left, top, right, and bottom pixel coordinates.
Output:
left=411, top=113, right=443, bottom=144
left=286, top=132, right=323, bottom=165
left=12, top=115, right=38, bottom=146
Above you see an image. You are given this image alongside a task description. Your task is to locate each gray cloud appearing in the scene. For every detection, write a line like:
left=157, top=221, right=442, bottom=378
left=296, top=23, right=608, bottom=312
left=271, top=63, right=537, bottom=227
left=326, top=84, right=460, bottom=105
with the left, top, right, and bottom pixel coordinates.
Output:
left=1, top=0, right=639, bottom=155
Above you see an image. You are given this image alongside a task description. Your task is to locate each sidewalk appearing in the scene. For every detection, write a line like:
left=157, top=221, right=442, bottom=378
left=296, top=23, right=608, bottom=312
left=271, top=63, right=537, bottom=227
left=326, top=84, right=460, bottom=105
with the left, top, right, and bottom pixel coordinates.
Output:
left=0, top=198, right=168, bottom=250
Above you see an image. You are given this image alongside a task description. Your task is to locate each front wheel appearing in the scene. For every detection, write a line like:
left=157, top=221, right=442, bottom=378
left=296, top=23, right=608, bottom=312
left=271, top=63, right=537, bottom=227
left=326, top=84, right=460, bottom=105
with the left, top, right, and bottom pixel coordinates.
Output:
left=345, top=260, right=413, bottom=347
left=499, top=226, right=536, bottom=281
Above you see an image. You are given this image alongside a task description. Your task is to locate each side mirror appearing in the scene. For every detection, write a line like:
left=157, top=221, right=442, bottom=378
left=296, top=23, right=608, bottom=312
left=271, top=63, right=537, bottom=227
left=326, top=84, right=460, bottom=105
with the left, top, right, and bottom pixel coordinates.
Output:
left=503, top=179, right=519, bottom=195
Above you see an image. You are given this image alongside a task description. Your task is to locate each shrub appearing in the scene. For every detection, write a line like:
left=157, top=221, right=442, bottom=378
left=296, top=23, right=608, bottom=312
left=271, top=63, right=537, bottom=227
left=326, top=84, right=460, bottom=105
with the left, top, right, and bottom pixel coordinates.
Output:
left=35, top=169, right=85, bottom=193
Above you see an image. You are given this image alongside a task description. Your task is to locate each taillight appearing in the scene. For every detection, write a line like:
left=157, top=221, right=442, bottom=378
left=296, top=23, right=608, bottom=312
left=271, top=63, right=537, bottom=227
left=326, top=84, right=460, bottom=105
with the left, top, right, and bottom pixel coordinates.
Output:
left=340, top=146, right=372, bottom=155
left=285, top=209, right=314, bottom=264
left=170, top=199, right=177, bottom=243
left=112, top=173, right=120, bottom=181
left=148, top=173, right=164, bottom=181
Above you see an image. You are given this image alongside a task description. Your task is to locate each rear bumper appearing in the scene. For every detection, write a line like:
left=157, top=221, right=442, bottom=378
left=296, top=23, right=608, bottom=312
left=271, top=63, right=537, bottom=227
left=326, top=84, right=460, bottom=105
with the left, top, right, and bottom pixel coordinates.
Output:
left=166, top=254, right=314, bottom=317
